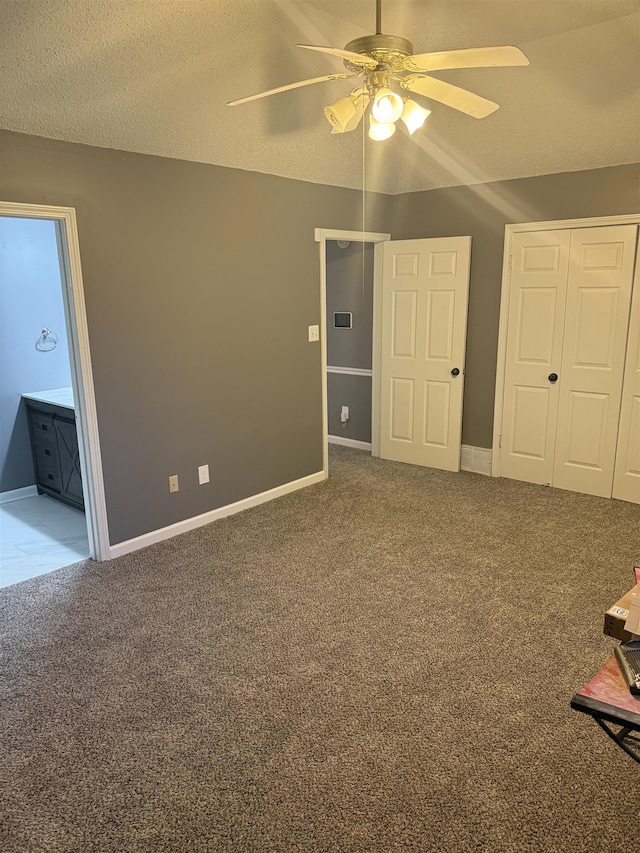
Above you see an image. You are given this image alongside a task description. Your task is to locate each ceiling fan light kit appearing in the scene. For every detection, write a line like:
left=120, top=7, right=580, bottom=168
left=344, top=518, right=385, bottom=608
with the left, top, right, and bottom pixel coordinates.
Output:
left=371, top=86, right=404, bottom=123
left=325, top=87, right=370, bottom=133
left=401, top=99, right=431, bottom=136
left=228, top=0, right=529, bottom=142
left=369, top=113, right=396, bottom=141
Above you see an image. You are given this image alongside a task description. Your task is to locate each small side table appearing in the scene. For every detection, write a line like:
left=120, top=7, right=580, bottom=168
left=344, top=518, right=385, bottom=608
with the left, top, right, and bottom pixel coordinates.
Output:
left=571, top=655, right=640, bottom=763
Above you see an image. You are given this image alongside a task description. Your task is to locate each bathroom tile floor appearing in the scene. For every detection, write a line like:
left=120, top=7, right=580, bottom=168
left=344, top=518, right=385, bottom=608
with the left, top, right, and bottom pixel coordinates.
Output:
left=0, top=494, right=90, bottom=588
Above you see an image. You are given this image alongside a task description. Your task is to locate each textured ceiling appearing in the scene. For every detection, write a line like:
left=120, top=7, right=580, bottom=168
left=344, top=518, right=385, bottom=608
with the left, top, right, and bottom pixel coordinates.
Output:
left=0, top=0, right=639, bottom=194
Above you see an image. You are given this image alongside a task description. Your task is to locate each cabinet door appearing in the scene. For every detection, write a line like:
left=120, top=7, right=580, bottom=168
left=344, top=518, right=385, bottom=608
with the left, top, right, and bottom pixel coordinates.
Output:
left=54, top=417, right=84, bottom=507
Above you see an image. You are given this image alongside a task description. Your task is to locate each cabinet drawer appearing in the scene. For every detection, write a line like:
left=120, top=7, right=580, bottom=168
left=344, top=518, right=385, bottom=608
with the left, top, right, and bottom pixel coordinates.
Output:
left=33, top=443, right=62, bottom=490
left=29, top=410, right=56, bottom=440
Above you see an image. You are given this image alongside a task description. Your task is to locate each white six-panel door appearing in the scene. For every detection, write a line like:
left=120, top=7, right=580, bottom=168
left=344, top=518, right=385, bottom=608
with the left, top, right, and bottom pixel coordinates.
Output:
left=613, top=257, right=640, bottom=503
left=380, top=237, right=471, bottom=471
left=500, top=230, right=571, bottom=485
left=552, top=226, right=637, bottom=497
left=501, top=224, right=638, bottom=499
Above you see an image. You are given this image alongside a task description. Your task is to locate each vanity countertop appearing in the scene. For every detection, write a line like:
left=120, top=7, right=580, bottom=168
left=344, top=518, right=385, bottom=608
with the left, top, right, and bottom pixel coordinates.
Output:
left=22, top=386, right=75, bottom=410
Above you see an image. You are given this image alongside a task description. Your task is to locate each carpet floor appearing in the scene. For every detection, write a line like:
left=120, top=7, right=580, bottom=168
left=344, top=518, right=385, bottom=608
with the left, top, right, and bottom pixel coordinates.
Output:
left=1, top=445, right=639, bottom=852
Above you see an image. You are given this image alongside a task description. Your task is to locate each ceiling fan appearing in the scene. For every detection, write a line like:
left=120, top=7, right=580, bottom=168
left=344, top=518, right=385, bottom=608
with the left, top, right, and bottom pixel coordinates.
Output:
left=227, top=0, right=529, bottom=140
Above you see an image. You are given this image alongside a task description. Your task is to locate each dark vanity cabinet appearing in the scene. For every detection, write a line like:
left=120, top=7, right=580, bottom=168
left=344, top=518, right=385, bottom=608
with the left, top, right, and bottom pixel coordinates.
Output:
left=25, top=400, right=84, bottom=511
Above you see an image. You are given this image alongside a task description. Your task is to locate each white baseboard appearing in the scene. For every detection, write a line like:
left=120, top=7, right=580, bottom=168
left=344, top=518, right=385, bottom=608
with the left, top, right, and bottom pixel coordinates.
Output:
left=461, top=445, right=492, bottom=476
left=328, top=435, right=372, bottom=451
left=0, top=485, right=38, bottom=505
left=108, top=469, right=327, bottom=559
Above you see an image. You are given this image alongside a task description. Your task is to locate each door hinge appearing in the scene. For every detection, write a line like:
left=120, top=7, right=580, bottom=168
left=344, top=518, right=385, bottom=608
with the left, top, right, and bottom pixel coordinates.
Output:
left=499, top=434, right=502, bottom=448
left=508, top=255, right=512, bottom=271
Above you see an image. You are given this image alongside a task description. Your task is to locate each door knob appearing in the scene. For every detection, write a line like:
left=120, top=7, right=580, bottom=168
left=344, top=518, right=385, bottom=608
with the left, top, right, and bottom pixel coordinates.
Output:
left=451, top=367, right=460, bottom=377
left=548, top=373, right=558, bottom=383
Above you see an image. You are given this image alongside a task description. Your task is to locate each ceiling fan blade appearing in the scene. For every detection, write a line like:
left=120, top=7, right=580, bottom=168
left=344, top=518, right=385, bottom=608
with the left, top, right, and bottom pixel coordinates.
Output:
left=297, top=43, right=377, bottom=69
left=401, top=75, right=499, bottom=119
left=404, top=45, right=529, bottom=73
left=227, top=73, right=352, bottom=106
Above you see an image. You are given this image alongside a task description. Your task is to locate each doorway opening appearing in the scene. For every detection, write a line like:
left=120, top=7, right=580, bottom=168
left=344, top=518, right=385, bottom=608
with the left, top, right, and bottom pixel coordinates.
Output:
left=315, top=228, right=390, bottom=476
left=0, top=202, right=109, bottom=587
left=317, top=228, right=474, bottom=478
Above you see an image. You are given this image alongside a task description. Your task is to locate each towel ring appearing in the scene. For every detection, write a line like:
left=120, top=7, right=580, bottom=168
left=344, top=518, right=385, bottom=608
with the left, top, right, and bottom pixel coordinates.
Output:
left=36, top=328, right=58, bottom=352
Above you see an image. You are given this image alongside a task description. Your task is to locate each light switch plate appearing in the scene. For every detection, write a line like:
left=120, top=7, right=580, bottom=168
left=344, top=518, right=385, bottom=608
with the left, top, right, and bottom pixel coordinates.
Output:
left=308, top=324, right=320, bottom=342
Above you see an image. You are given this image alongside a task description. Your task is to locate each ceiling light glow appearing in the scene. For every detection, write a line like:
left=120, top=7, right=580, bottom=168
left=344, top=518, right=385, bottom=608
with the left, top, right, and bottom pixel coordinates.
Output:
left=400, top=99, right=431, bottom=135
left=368, top=114, right=396, bottom=141
left=371, top=87, right=404, bottom=123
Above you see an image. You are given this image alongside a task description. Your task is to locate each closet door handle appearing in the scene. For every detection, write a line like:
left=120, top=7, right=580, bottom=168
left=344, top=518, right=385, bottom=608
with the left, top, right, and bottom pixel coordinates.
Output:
left=548, top=373, right=558, bottom=383
left=451, top=368, right=460, bottom=377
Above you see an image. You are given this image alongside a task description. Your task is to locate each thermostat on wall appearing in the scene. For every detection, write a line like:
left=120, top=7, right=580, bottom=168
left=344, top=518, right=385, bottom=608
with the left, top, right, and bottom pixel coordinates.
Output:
left=334, top=312, right=352, bottom=329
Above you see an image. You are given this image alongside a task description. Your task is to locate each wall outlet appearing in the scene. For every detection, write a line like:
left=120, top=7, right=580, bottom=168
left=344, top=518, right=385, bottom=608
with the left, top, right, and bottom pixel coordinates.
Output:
left=168, top=474, right=179, bottom=493
left=341, top=405, right=349, bottom=423
left=198, top=464, right=210, bottom=485
left=308, top=324, right=320, bottom=342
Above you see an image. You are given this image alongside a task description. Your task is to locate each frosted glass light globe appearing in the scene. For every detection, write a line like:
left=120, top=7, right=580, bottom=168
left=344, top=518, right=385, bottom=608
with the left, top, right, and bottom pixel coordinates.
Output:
left=368, top=114, right=396, bottom=141
left=371, top=88, right=404, bottom=123
left=401, top=99, right=431, bottom=135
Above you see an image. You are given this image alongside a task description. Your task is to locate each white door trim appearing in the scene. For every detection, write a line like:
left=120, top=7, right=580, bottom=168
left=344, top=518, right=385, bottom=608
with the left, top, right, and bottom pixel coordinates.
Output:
left=315, top=228, right=391, bottom=474
left=0, top=201, right=110, bottom=560
left=492, top=212, right=640, bottom=478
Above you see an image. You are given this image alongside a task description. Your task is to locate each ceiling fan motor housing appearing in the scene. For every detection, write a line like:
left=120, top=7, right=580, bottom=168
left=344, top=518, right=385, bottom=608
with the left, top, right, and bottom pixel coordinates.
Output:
left=343, top=34, right=414, bottom=71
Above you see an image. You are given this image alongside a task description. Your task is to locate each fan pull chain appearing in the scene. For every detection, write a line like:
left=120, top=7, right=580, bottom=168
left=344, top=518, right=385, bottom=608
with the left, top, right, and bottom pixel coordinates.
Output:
left=362, top=112, right=366, bottom=310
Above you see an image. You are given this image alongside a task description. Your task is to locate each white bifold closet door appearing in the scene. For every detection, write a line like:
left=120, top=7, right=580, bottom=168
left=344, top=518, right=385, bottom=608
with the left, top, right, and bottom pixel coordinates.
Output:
left=501, top=224, right=638, bottom=500
left=613, top=260, right=640, bottom=503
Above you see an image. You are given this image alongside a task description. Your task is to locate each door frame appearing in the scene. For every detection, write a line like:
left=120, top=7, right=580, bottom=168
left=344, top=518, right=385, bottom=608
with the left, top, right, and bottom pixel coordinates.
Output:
left=492, top=212, right=640, bottom=478
left=314, top=228, right=391, bottom=474
left=0, top=201, right=110, bottom=560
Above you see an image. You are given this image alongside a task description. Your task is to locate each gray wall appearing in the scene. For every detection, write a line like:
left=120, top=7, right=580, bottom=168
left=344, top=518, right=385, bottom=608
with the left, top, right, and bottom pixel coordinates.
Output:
left=327, top=373, right=372, bottom=442
left=326, top=240, right=374, bottom=370
left=0, top=130, right=390, bottom=544
left=0, top=216, right=71, bottom=492
left=390, top=163, right=640, bottom=448
left=326, top=240, right=374, bottom=444
left=1, top=129, right=636, bottom=544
